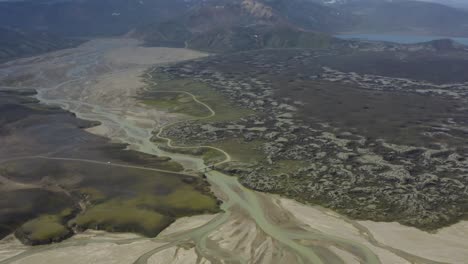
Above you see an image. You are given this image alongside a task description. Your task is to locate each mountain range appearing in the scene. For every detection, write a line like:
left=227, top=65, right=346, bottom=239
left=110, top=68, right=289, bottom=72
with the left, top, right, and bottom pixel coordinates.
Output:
left=0, top=0, right=468, bottom=58
left=136, top=0, right=468, bottom=52
left=135, top=0, right=347, bottom=52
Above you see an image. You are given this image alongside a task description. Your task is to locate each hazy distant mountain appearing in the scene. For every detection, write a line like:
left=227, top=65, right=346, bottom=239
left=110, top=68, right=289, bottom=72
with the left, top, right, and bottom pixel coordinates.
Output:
left=310, top=0, right=468, bottom=9
left=417, top=0, right=468, bottom=9
left=1, top=0, right=467, bottom=58
left=1, top=0, right=466, bottom=38
left=338, top=0, right=468, bottom=36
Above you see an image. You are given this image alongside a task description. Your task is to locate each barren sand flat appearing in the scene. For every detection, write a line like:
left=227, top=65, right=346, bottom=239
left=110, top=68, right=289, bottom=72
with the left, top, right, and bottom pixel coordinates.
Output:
left=81, top=69, right=144, bottom=106
left=11, top=240, right=162, bottom=264
left=280, top=197, right=468, bottom=264
left=159, top=214, right=218, bottom=237
left=70, top=230, right=143, bottom=241
left=0, top=236, right=27, bottom=262
left=85, top=124, right=111, bottom=138
left=280, top=198, right=410, bottom=264
left=103, top=40, right=208, bottom=67
left=147, top=247, right=211, bottom=264
left=0, top=215, right=217, bottom=264
left=359, top=220, right=468, bottom=263
left=328, top=246, right=361, bottom=264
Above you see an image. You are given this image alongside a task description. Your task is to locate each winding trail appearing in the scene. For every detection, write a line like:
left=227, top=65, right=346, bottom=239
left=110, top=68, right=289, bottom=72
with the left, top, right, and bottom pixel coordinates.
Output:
left=146, top=71, right=232, bottom=167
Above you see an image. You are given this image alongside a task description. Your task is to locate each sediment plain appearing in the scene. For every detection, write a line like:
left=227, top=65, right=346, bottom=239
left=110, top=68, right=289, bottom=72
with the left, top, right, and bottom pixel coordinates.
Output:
left=0, top=38, right=467, bottom=264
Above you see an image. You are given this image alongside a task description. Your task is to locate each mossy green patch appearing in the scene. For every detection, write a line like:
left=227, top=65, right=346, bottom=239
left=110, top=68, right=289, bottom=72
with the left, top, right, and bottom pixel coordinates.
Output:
left=272, top=160, right=310, bottom=174
left=143, top=73, right=253, bottom=122
left=201, top=148, right=225, bottom=165
left=74, top=184, right=218, bottom=237
left=15, top=208, right=74, bottom=245
left=212, top=139, right=266, bottom=163
left=163, top=138, right=266, bottom=165
left=74, top=201, right=172, bottom=237
left=79, top=188, right=106, bottom=203
left=160, top=186, right=219, bottom=212
left=142, top=92, right=208, bottom=117
left=124, top=190, right=219, bottom=217
left=71, top=164, right=219, bottom=237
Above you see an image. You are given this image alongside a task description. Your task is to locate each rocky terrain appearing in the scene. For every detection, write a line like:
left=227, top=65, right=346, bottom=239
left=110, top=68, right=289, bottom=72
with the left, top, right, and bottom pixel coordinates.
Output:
left=147, top=44, right=468, bottom=230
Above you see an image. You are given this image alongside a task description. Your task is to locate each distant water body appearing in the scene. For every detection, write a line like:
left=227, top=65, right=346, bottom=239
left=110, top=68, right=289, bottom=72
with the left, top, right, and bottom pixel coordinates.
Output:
left=336, top=34, right=468, bottom=45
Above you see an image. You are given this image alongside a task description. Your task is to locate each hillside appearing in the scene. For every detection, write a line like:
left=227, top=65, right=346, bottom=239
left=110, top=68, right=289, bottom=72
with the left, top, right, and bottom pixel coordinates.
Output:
left=136, top=0, right=345, bottom=52
left=188, top=25, right=335, bottom=52
left=0, top=0, right=195, bottom=37
left=260, top=0, right=355, bottom=32
left=0, top=27, right=80, bottom=62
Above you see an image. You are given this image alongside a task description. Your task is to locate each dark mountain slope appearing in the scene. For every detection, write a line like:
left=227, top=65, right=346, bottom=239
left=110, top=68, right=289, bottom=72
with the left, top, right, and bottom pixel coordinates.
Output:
left=188, top=25, right=335, bottom=53
left=0, top=0, right=195, bottom=37
left=0, top=27, right=80, bottom=62
left=136, top=0, right=345, bottom=52
left=260, top=0, right=356, bottom=32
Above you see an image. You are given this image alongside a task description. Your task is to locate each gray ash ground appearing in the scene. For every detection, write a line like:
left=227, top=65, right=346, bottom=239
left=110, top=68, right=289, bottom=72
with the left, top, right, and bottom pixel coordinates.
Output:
left=150, top=47, right=468, bottom=230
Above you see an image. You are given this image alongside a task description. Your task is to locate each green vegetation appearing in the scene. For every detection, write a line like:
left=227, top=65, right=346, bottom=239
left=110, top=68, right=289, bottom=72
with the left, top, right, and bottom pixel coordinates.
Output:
left=79, top=188, right=106, bottom=203
left=0, top=90, right=220, bottom=243
left=212, top=139, right=265, bottom=163
left=201, top=148, right=225, bottom=165
left=124, top=187, right=219, bottom=214
left=142, top=92, right=209, bottom=117
left=74, top=185, right=218, bottom=237
left=67, top=163, right=219, bottom=237
left=15, top=209, right=74, bottom=245
left=74, top=201, right=172, bottom=237
left=161, top=186, right=219, bottom=212
left=271, top=160, right=310, bottom=175
left=143, top=72, right=252, bottom=122
left=154, top=136, right=264, bottom=165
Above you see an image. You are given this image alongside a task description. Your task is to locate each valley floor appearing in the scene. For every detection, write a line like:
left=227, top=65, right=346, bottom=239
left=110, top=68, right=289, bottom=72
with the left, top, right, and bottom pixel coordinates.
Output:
left=0, top=38, right=467, bottom=264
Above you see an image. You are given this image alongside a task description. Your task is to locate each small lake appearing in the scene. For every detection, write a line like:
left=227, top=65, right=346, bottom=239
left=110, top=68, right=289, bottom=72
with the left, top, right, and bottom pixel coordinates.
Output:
left=335, top=33, right=468, bottom=45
